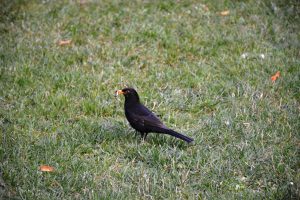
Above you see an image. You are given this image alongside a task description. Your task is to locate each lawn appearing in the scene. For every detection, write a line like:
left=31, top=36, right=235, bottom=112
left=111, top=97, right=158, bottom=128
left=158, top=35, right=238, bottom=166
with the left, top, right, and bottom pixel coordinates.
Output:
left=0, top=0, right=299, bottom=199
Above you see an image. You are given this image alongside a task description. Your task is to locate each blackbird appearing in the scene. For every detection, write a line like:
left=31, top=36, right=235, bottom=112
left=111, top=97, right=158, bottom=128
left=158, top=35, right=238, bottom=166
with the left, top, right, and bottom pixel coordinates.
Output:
left=115, top=88, right=194, bottom=143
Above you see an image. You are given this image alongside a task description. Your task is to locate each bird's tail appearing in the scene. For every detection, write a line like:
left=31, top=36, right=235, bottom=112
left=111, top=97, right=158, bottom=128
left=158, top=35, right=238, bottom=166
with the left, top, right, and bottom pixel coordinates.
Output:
left=158, top=128, right=194, bottom=143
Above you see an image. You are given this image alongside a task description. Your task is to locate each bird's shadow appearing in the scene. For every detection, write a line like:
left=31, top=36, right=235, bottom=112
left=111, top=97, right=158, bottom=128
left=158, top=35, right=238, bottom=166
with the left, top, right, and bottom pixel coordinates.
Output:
left=144, top=133, right=194, bottom=149
left=92, top=122, right=194, bottom=150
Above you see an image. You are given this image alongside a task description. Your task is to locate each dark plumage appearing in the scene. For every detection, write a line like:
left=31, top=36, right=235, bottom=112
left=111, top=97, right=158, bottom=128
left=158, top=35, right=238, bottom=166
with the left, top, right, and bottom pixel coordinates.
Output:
left=115, top=88, right=194, bottom=143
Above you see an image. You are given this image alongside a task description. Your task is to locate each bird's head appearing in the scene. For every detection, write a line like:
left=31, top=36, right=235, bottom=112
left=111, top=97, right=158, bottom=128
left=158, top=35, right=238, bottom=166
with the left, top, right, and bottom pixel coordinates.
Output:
left=115, top=88, right=140, bottom=104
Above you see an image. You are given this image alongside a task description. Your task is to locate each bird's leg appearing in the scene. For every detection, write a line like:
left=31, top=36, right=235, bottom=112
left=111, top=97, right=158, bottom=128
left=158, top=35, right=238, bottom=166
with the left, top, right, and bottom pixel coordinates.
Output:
left=144, top=133, right=148, bottom=139
left=140, top=133, right=148, bottom=142
left=141, top=133, right=148, bottom=141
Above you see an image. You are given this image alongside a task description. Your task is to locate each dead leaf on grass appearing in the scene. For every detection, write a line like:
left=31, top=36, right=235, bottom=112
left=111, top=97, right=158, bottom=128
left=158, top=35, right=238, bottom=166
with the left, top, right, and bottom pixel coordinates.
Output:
left=39, top=165, right=55, bottom=172
left=220, top=10, right=230, bottom=16
left=271, top=71, right=280, bottom=83
left=58, top=39, right=72, bottom=46
left=203, top=5, right=209, bottom=12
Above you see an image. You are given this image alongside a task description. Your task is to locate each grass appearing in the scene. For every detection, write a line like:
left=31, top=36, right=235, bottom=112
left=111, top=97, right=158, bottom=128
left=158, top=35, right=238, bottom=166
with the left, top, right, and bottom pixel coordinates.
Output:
left=0, top=0, right=299, bottom=199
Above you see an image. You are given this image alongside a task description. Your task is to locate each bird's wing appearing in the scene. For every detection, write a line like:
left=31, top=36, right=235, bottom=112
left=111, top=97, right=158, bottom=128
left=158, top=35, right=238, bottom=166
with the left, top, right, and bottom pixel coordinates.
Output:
left=126, top=105, right=166, bottom=129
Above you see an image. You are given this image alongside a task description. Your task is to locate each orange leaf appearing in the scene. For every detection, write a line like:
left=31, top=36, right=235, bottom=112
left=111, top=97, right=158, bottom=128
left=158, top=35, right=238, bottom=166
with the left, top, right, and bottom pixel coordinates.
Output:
left=220, top=10, right=230, bottom=16
left=58, top=39, right=72, bottom=46
left=271, top=71, right=280, bottom=83
left=39, top=165, right=55, bottom=172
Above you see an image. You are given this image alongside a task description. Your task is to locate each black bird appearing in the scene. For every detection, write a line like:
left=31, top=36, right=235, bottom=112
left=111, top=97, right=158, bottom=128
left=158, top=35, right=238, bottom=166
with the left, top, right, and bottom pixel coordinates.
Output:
left=115, top=88, right=194, bottom=143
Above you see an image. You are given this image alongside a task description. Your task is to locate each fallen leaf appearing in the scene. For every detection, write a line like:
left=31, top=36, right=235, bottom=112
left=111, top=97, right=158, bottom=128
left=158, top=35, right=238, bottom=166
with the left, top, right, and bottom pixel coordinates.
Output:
left=220, top=10, right=230, bottom=16
left=271, top=71, right=280, bottom=83
left=39, top=165, right=55, bottom=172
left=203, top=5, right=209, bottom=12
left=58, top=39, right=72, bottom=46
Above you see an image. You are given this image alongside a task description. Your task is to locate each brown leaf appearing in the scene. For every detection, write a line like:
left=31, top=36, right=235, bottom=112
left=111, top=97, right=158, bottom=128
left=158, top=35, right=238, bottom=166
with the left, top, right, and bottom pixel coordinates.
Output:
left=58, top=39, right=72, bottom=46
left=203, top=5, right=209, bottom=12
left=39, top=165, right=55, bottom=172
left=220, top=10, right=230, bottom=16
left=271, top=71, right=280, bottom=83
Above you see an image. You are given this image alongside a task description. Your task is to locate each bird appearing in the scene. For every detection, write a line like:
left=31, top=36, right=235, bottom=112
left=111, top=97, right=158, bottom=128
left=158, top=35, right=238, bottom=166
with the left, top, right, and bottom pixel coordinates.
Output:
left=115, top=87, right=194, bottom=143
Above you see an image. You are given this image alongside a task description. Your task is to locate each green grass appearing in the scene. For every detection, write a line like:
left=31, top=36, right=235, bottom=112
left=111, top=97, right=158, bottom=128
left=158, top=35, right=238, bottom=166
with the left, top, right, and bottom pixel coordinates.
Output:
left=0, top=0, right=299, bottom=199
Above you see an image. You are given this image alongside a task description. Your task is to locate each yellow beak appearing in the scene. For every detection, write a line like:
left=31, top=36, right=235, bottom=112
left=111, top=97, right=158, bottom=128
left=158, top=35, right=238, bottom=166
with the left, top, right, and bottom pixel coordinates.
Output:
left=115, top=90, right=124, bottom=96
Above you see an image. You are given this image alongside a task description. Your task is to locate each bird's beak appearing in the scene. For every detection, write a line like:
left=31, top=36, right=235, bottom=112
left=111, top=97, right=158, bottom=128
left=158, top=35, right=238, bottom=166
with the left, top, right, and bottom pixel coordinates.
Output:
left=115, top=90, right=124, bottom=96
